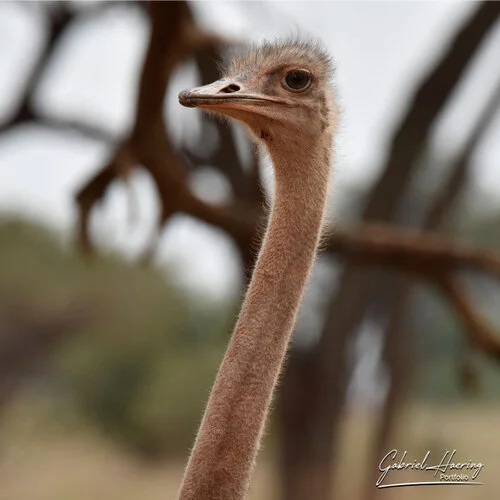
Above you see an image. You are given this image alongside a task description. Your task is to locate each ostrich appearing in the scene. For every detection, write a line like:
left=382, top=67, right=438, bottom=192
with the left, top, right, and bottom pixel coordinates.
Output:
left=177, top=39, right=337, bottom=499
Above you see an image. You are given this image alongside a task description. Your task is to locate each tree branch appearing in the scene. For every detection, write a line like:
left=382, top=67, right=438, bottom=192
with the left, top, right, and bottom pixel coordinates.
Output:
left=439, top=275, right=500, bottom=361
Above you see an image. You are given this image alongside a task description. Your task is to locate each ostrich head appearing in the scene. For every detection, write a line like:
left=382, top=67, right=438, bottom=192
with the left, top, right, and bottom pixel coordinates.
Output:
left=179, top=39, right=336, bottom=146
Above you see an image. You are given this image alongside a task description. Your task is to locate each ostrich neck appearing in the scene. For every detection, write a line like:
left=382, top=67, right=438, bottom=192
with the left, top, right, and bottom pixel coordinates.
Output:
left=177, top=135, right=333, bottom=500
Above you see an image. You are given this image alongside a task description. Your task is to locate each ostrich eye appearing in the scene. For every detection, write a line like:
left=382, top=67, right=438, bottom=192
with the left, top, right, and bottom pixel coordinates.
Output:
left=284, top=70, right=311, bottom=91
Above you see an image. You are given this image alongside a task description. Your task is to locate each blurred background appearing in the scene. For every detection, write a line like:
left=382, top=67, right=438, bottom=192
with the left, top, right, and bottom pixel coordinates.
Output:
left=1, top=1, right=500, bottom=499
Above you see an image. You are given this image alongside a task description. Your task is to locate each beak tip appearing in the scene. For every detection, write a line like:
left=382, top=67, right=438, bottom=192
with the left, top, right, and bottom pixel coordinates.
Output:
left=178, top=89, right=196, bottom=108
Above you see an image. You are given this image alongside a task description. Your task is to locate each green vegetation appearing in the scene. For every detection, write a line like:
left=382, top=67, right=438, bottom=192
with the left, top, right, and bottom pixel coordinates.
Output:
left=0, top=217, right=234, bottom=457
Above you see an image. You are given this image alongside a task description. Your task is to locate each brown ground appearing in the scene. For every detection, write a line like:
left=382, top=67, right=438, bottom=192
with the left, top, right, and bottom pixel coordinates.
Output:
left=0, top=403, right=498, bottom=500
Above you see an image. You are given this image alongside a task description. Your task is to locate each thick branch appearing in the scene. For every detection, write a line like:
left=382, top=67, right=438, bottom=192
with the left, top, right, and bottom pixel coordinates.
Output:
left=362, top=70, right=500, bottom=500
left=363, top=1, right=500, bottom=221
left=326, top=224, right=500, bottom=279
left=314, top=5, right=500, bottom=413
left=439, top=275, right=500, bottom=361
left=70, top=0, right=500, bottom=387
left=426, top=78, right=500, bottom=227
left=74, top=2, right=258, bottom=263
left=0, top=1, right=135, bottom=137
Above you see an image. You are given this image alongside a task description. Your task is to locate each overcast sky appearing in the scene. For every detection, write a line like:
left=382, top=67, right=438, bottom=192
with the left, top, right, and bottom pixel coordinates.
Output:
left=0, top=1, right=499, bottom=300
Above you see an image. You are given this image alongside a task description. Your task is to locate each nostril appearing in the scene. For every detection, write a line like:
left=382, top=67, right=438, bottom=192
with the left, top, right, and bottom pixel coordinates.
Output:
left=219, top=84, right=240, bottom=94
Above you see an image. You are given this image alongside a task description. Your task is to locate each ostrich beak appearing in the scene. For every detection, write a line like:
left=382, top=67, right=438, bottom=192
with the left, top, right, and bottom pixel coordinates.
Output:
left=178, top=79, right=284, bottom=111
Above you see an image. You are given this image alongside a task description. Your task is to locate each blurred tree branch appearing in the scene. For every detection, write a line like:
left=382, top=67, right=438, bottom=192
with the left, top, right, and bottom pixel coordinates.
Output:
left=316, top=0, right=500, bottom=397
left=279, top=3, right=500, bottom=499
left=327, top=223, right=500, bottom=280
left=0, top=1, right=127, bottom=141
left=363, top=74, right=500, bottom=500
left=74, top=2, right=260, bottom=267
left=75, top=2, right=500, bottom=359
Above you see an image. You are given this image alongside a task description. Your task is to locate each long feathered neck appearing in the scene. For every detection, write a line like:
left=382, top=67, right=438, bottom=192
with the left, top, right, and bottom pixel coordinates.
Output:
left=177, top=130, right=334, bottom=500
